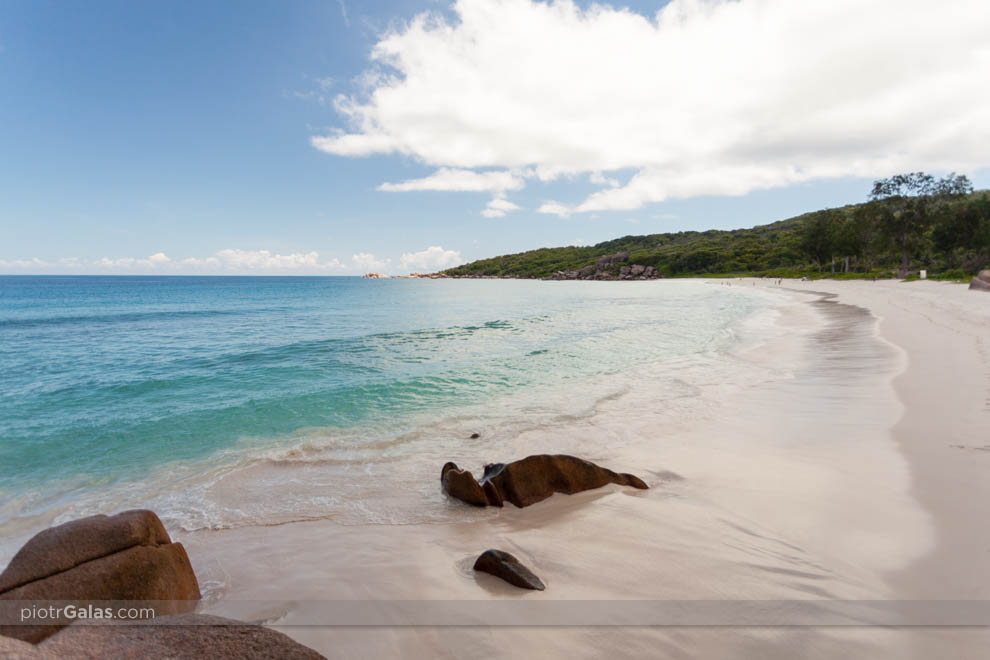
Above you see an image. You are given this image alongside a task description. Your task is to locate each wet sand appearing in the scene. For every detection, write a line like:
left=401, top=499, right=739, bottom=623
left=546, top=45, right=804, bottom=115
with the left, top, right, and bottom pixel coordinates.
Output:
left=777, top=278, right=990, bottom=657
left=179, top=279, right=989, bottom=658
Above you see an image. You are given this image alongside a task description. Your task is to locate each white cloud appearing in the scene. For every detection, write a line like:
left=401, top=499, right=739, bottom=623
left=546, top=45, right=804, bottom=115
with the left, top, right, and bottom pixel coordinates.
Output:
left=1, top=250, right=364, bottom=275
left=537, top=201, right=572, bottom=218
left=312, top=0, right=990, bottom=213
left=378, top=167, right=525, bottom=192
left=399, top=245, right=464, bottom=272
left=0, top=257, right=48, bottom=269
left=202, top=249, right=341, bottom=271
left=311, top=132, right=395, bottom=157
left=590, top=172, right=620, bottom=188
left=481, top=195, right=521, bottom=218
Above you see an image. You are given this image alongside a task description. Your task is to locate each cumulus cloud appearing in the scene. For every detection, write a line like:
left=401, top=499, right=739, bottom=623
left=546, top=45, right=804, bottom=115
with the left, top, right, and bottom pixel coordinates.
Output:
left=481, top=195, right=521, bottom=218
left=312, top=0, right=990, bottom=213
left=378, top=167, right=525, bottom=192
left=399, top=245, right=464, bottom=272
left=537, top=201, right=572, bottom=218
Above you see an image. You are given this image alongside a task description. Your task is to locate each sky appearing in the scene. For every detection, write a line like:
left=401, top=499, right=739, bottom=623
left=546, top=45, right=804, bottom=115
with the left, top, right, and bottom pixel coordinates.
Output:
left=1, top=0, right=989, bottom=275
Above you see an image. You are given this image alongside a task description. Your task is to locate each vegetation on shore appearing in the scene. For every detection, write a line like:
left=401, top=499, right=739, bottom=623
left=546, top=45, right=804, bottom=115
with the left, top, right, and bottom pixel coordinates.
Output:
left=442, top=173, right=990, bottom=280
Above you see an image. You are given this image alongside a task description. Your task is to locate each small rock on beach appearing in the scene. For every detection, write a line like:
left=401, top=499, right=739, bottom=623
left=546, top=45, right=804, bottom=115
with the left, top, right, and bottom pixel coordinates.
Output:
left=473, top=550, right=546, bottom=591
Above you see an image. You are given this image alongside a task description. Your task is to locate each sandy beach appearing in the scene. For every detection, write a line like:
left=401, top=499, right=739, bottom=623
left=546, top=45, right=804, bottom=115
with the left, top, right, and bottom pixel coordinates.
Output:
left=5, top=1, right=990, bottom=656
left=165, top=279, right=990, bottom=658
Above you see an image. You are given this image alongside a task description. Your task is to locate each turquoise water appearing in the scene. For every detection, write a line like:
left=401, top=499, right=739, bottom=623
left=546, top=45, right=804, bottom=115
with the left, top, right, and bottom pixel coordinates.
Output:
left=0, top=276, right=784, bottom=544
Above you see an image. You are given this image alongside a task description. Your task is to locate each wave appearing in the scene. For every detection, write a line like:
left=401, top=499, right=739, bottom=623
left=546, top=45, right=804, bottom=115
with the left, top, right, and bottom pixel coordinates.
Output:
left=0, top=280, right=794, bottom=549
left=0, top=308, right=255, bottom=329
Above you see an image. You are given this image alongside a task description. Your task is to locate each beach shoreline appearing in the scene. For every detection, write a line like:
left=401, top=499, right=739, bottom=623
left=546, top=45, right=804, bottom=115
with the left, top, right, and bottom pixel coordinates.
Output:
left=168, top=279, right=990, bottom=657
left=4, top=279, right=988, bottom=658
left=764, top=279, right=990, bottom=594
left=764, top=278, right=990, bottom=656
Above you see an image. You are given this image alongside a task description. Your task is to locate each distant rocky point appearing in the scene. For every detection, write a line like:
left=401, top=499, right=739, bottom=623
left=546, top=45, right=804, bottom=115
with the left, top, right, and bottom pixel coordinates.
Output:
left=969, top=270, right=990, bottom=291
left=363, top=272, right=451, bottom=279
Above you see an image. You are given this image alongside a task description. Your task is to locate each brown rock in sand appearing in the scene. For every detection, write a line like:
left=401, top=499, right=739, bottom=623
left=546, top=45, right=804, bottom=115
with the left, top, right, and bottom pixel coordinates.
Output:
left=441, top=462, right=490, bottom=507
left=0, top=635, right=50, bottom=659
left=473, top=550, right=545, bottom=590
left=0, top=510, right=171, bottom=593
left=0, top=510, right=200, bottom=643
left=38, top=613, right=325, bottom=660
left=441, top=454, right=648, bottom=508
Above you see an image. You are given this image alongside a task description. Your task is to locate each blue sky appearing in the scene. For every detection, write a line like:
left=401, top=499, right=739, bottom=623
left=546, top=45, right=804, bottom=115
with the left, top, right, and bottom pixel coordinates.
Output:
left=2, top=0, right=988, bottom=274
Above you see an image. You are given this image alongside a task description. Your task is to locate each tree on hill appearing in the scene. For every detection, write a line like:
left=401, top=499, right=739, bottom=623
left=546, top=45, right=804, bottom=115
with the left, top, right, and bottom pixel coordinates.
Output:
left=798, top=210, right=836, bottom=271
left=869, top=172, right=973, bottom=276
left=830, top=209, right=869, bottom=273
left=932, top=192, right=990, bottom=270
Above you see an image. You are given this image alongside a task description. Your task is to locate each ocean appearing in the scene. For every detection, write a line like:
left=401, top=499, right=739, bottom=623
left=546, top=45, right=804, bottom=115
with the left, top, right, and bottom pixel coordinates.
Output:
left=0, top=275, right=789, bottom=559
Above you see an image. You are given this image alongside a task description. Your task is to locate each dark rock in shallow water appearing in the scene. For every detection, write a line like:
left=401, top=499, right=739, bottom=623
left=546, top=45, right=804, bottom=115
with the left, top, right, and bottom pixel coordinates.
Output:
left=441, top=454, right=649, bottom=508
left=441, top=462, right=491, bottom=507
left=469, top=432, right=480, bottom=439
left=38, top=614, right=326, bottom=659
left=473, top=550, right=545, bottom=590
left=0, top=510, right=200, bottom=643
left=482, top=480, right=504, bottom=507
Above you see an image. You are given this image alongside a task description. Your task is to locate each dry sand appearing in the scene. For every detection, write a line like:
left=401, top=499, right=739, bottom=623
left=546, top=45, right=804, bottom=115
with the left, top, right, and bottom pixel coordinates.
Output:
left=179, top=279, right=990, bottom=659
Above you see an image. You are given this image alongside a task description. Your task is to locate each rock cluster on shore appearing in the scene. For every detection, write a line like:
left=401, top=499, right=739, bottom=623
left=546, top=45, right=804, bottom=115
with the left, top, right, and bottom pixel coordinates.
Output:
left=443, top=454, right=649, bottom=590
left=545, top=252, right=659, bottom=280
left=0, top=510, right=326, bottom=658
left=0, top=510, right=200, bottom=644
left=1, top=453, right=651, bottom=645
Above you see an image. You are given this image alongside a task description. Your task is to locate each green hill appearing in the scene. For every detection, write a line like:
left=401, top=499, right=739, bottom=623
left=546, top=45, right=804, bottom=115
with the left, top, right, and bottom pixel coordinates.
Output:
left=442, top=190, right=990, bottom=280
